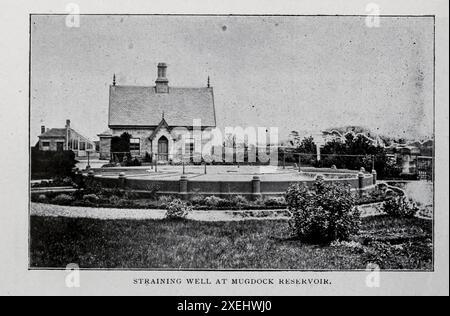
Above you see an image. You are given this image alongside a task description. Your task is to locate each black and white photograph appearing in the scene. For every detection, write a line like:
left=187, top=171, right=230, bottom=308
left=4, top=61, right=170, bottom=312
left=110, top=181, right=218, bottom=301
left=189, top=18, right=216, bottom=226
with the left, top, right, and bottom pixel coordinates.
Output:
left=0, top=0, right=448, bottom=297
left=29, top=13, right=436, bottom=271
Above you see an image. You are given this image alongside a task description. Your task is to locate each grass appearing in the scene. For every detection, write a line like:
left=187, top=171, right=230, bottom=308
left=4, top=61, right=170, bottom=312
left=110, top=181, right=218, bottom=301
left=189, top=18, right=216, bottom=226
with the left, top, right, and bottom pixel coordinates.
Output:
left=30, top=216, right=432, bottom=270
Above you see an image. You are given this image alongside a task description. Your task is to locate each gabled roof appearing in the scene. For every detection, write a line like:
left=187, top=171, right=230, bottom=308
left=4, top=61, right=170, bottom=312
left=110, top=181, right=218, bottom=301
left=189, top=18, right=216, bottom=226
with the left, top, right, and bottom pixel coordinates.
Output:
left=109, top=86, right=216, bottom=128
left=38, top=128, right=66, bottom=138
left=149, top=118, right=170, bottom=140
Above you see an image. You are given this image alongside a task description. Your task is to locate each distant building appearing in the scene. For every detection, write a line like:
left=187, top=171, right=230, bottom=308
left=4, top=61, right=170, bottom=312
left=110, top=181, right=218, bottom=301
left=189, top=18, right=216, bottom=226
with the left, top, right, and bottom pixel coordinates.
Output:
left=38, top=120, right=95, bottom=157
left=99, top=63, right=217, bottom=161
left=395, top=145, right=421, bottom=175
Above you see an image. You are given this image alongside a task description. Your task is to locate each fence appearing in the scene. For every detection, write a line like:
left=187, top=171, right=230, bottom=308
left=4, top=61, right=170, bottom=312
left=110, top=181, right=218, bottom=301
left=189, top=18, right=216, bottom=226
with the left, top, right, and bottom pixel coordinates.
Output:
left=103, top=150, right=433, bottom=181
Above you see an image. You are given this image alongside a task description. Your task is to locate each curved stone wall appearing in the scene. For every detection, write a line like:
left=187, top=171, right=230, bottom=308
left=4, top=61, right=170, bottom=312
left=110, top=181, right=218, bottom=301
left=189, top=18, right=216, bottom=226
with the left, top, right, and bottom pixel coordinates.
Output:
left=88, top=168, right=375, bottom=200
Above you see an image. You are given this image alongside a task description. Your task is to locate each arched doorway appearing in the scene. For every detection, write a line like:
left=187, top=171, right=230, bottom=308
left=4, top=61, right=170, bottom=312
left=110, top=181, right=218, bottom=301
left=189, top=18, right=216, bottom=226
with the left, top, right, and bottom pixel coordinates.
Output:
left=158, top=136, right=169, bottom=161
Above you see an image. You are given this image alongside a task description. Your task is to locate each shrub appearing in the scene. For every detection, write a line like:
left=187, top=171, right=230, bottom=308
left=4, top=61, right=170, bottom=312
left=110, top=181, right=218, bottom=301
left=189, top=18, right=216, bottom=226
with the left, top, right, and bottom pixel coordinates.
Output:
left=165, top=199, right=192, bottom=220
left=285, top=180, right=360, bottom=244
left=143, top=152, right=152, bottom=163
left=230, top=195, right=248, bottom=208
left=363, top=241, right=398, bottom=268
left=117, top=199, right=131, bottom=207
left=383, top=196, right=419, bottom=218
left=253, top=197, right=265, bottom=207
left=204, top=196, right=228, bottom=208
left=83, top=194, right=100, bottom=204
left=126, top=157, right=142, bottom=167
left=52, top=194, right=74, bottom=205
left=37, top=194, right=48, bottom=203
left=190, top=195, right=205, bottom=206
left=264, top=197, right=287, bottom=208
left=124, top=190, right=141, bottom=200
left=330, top=240, right=364, bottom=254
left=159, top=195, right=174, bottom=207
left=108, top=195, right=121, bottom=206
left=362, top=240, right=432, bottom=269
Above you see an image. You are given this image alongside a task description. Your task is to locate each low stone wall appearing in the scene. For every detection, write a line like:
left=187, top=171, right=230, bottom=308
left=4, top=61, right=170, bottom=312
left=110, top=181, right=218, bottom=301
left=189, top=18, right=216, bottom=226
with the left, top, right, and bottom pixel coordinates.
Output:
left=89, top=170, right=376, bottom=200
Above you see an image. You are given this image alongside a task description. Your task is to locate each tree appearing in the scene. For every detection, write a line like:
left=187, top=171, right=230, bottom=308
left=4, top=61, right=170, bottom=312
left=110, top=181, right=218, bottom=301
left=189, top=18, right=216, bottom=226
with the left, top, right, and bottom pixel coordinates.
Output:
left=110, top=132, right=131, bottom=162
left=317, top=134, right=400, bottom=179
left=31, top=147, right=77, bottom=179
left=298, top=136, right=317, bottom=154
left=288, top=130, right=301, bottom=147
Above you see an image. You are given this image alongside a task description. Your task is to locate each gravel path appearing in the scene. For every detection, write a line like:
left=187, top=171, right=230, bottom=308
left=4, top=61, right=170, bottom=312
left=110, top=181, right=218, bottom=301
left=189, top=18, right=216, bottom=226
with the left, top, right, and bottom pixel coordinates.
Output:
left=30, top=202, right=390, bottom=222
left=30, top=203, right=290, bottom=222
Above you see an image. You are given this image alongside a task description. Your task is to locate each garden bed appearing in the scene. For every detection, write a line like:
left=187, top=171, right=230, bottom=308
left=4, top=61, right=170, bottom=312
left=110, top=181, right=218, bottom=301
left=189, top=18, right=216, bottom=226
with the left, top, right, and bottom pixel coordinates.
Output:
left=30, top=185, right=397, bottom=211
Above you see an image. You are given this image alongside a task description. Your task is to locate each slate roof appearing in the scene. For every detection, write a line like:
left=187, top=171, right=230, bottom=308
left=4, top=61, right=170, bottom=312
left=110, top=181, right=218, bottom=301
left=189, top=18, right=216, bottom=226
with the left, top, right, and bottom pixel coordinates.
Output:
left=109, top=86, right=216, bottom=128
left=38, top=128, right=66, bottom=138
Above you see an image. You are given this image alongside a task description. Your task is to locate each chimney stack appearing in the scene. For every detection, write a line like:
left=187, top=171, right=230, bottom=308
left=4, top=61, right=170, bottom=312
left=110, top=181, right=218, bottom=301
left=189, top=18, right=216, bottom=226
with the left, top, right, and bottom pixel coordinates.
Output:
left=155, top=63, right=169, bottom=93
left=66, top=119, right=71, bottom=128
left=41, top=126, right=46, bottom=134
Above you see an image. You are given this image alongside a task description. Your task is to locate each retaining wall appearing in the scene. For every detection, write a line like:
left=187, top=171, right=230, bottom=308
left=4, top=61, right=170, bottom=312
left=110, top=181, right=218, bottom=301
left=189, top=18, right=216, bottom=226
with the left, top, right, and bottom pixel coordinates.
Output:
left=89, top=170, right=375, bottom=200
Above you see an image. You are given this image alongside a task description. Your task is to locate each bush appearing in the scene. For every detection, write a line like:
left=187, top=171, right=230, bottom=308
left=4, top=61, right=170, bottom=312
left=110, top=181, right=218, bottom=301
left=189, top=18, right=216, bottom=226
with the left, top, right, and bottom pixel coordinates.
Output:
left=159, top=195, right=174, bottom=207
left=83, top=194, right=100, bottom=204
left=37, top=194, right=48, bottom=203
left=143, top=152, right=152, bottom=163
left=253, top=197, right=265, bottom=207
left=52, top=194, right=74, bottom=205
left=362, top=240, right=432, bottom=269
left=204, top=196, right=228, bottom=208
left=165, top=199, right=192, bottom=220
left=363, top=241, right=399, bottom=268
left=108, top=195, right=121, bottom=206
left=383, top=196, right=419, bottom=218
left=125, top=157, right=142, bottom=167
left=116, top=199, right=131, bottom=207
left=285, top=180, right=360, bottom=244
left=230, top=195, right=248, bottom=208
left=31, top=177, right=75, bottom=188
left=264, top=197, right=287, bottom=208
left=190, top=195, right=205, bottom=206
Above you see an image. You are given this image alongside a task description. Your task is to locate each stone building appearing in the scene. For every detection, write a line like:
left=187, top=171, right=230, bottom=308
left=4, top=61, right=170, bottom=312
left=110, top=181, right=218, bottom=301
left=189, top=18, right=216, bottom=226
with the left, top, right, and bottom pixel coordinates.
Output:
left=38, top=120, right=95, bottom=157
left=99, top=63, right=217, bottom=161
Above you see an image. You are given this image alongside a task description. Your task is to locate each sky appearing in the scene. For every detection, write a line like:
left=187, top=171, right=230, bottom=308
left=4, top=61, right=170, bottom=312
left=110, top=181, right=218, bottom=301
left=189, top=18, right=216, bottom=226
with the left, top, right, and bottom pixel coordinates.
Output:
left=30, top=15, right=434, bottom=143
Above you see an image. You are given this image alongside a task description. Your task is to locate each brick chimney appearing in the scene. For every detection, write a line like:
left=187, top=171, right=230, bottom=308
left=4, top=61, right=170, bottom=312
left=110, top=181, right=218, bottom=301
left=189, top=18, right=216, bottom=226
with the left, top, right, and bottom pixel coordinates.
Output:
left=66, top=119, right=71, bottom=128
left=41, top=126, right=46, bottom=134
left=155, top=63, right=169, bottom=93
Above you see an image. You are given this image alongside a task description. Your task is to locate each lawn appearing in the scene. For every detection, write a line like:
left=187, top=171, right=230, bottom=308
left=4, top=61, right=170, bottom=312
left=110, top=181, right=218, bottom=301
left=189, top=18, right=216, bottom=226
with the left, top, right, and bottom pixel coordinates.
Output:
left=30, top=216, right=432, bottom=270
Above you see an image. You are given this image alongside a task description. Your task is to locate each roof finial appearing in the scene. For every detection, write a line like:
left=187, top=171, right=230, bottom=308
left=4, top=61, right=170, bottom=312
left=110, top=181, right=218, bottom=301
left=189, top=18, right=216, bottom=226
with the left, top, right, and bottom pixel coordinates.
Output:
left=113, top=74, right=116, bottom=86
left=162, top=111, right=165, bottom=120
left=207, top=76, right=210, bottom=88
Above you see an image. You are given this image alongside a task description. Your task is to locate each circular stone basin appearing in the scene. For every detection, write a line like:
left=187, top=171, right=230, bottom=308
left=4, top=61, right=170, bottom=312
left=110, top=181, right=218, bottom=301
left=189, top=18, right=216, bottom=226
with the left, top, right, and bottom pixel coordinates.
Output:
left=86, top=165, right=373, bottom=199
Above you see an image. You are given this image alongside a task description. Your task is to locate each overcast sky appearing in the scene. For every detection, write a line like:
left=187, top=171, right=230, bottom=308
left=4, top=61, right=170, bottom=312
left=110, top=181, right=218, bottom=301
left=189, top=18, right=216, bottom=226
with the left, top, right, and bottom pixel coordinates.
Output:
left=31, top=15, right=434, bottom=143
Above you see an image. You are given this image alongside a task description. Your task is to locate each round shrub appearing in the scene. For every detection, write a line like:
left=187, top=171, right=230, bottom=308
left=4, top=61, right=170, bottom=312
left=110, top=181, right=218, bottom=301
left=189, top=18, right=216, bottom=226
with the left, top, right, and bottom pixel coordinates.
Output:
left=52, top=194, right=74, bottom=205
left=382, top=196, right=419, bottom=218
left=285, top=180, right=360, bottom=244
left=83, top=194, right=100, bottom=204
left=253, top=197, right=265, bottom=207
left=230, top=195, right=248, bottom=208
left=159, top=195, right=174, bottom=207
left=37, top=194, right=48, bottom=203
left=204, top=196, right=226, bottom=208
left=165, top=199, right=192, bottom=220
left=108, top=195, right=121, bottom=206
left=117, top=199, right=131, bottom=207
left=190, top=195, right=205, bottom=206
